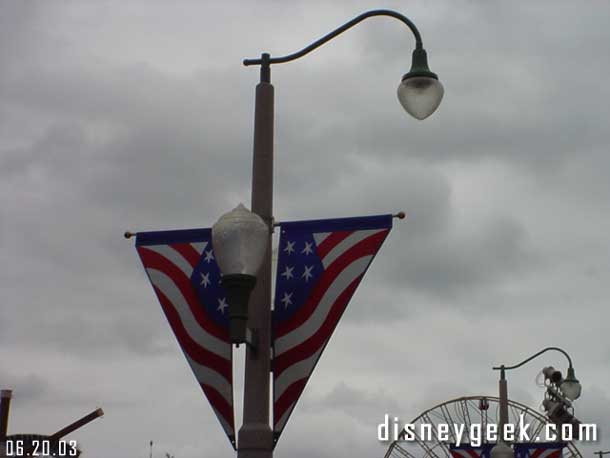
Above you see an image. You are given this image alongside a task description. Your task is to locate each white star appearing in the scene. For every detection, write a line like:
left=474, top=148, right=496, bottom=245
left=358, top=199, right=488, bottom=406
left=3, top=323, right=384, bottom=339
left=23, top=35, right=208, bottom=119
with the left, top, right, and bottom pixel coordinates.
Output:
left=204, top=250, right=214, bottom=263
left=302, top=265, right=314, bottom=282
left=302, top=242, right=313, bottom=255
left=284, top=241, right=295, bottom=254
left=200, top=272, right=211, bottom=287
left=217, top=297, right=228, bottom=314
left=280, top=292, right=293, bottom=309
left=281, top=265, right=294, bottom=280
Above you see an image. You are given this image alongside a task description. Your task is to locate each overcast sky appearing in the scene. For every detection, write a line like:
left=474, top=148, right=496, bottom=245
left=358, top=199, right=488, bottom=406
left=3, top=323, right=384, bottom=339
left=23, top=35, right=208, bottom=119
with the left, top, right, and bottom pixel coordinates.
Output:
left=1, top=1, right=609, bottom=458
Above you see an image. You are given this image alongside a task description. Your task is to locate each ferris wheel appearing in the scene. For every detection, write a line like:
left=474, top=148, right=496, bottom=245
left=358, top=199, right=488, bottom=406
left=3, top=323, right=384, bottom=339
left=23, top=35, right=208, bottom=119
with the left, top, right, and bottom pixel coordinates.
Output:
left=383, top=396, right=583, bottom=458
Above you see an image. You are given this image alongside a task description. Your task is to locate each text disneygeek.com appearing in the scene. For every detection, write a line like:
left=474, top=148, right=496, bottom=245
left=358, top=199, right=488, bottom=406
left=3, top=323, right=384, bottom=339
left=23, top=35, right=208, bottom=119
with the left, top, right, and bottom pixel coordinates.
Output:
left=378, top=415, right=598, bottom=445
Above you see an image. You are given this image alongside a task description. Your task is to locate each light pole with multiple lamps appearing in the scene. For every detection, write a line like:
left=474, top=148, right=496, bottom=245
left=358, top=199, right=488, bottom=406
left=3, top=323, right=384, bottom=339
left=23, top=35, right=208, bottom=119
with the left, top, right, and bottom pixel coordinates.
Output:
left=210, top=9, right=443, bottom=458
left=490, top=347, right=582, bottom=458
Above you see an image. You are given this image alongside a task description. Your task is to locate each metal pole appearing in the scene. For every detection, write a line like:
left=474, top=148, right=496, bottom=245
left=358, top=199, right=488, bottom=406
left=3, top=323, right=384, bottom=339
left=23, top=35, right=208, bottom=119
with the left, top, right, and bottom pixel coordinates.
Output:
left=48, top=408, right=104, bottom=441
left=498, top=368, right=508, bottom=442
left=238, top=55, right=274, bottom=458
left=237, top=11, right=432, bottom=454
left=0, top=390, right=12, bottom=440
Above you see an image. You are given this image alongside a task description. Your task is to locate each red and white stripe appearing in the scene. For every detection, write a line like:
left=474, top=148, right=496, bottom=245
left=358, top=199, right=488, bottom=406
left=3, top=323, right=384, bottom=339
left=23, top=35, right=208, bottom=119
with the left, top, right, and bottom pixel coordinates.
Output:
left=528, top=448, right=563, bottom=458
left=137, top=242, right=235, bottom=439
left=451, top=449, right=484, bottom=458
left=273, top=228, right=389, bottom=434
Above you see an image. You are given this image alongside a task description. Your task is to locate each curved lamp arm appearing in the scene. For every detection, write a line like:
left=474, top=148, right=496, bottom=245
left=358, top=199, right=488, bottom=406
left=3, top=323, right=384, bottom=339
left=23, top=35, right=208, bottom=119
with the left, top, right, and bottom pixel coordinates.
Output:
left=243, top=9, right=443, bottom=120
left=244, top=9, right=423, bottom=67
left=244, top=9, right=426, bottom=83
left=493, top=346, right=574, bottom=377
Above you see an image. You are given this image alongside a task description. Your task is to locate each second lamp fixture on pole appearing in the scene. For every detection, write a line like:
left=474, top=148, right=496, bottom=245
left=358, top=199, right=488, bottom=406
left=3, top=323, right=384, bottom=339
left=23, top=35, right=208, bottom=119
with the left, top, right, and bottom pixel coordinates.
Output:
left=212, top=204, right=269, bottom=347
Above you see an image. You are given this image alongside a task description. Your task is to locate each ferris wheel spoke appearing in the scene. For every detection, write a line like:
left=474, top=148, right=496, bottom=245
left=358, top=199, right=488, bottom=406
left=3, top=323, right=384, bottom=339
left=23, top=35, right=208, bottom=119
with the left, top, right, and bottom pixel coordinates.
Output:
left=510, top=405, right=525, bottom=424
left=387, top=441, right=414, bottom=458
left=439, top=404, right=459, bottom=444
left=410, top=429, right=444, bottom=458
left=461, top=398, right=473, bottom=431
left=530, top=419, right=546, bottom=441
left=415, top=412, right=455, bottom=458
left=426, top=408, right=448, bottom=425
left=411, top=415, right=450, bottom=458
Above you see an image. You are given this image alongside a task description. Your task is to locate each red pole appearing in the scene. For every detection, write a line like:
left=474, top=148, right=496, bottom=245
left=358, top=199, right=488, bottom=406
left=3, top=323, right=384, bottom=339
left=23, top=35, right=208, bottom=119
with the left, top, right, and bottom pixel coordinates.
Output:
left=0, top=390, right=12, bottom=440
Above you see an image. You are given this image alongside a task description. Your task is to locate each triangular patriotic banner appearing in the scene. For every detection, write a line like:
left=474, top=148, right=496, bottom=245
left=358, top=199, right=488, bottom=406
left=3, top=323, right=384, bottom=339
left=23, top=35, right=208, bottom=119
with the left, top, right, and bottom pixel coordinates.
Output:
left=135, top=228, right=236, bottom=449
left=450, top=443, right=495, bottom=458
left=272, top=214, right=393, bottom=444
left=514, top=442, right=567, bottom=458
left=451, top=442, right=567, bottom=458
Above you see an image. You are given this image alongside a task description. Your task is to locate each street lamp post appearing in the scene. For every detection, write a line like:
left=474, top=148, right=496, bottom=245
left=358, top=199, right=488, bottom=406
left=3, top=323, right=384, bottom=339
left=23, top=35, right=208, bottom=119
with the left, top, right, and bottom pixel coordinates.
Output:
left=491, top=347, right=582, bottom=458
left=595, top=451, right=610, bottom=458
left=212, top=9, right=443, bottom=458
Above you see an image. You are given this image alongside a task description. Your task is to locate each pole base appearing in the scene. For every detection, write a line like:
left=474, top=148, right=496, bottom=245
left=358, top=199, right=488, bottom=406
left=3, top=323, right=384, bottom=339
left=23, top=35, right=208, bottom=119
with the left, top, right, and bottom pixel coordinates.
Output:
left=238, top=422, right=274, bottom=457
